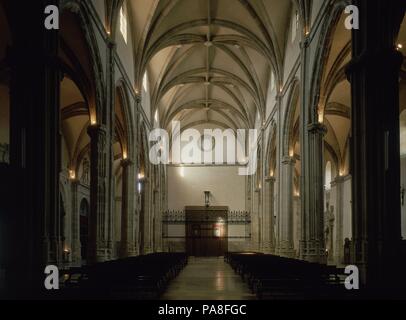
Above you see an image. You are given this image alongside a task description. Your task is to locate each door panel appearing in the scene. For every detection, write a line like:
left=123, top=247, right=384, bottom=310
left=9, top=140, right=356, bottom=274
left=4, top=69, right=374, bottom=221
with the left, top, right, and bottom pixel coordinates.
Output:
left=185, top=206, right=228, bottom=256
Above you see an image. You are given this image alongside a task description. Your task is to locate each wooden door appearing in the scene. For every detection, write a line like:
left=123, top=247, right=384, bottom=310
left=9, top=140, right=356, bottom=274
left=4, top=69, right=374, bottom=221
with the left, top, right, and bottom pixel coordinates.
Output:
left=186, top=206, right=228, bottom=256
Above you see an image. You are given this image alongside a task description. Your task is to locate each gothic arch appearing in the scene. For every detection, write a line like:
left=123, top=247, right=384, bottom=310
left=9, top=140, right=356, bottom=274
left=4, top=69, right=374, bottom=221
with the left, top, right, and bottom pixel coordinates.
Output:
left=60, top=0, right=105, bottom=124
left=309, top=0, right=351, bottom=121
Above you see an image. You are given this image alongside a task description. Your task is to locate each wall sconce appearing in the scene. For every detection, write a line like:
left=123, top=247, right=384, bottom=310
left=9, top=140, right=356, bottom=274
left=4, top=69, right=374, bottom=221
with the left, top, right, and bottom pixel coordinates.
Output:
left=204, top=191, right=211, bottom=207
left=69, top=170, right=76, bottom=180
left=90, top=117, right=97, bottom=126
left=318, top=110, right=324, bottom=123
left=63, top=248, right=71, bottom=262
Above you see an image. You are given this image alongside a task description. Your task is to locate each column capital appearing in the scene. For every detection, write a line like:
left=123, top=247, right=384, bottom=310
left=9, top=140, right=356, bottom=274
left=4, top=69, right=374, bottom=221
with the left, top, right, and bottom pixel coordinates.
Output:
left=300, top=37, right=310, bottom=49
left=87, top=124, right=107, bottom=138
left=121, top=158, right=134, bottom=168
left=265, top=176, right=276, bottom=183
left=140, top=177, right=149, bottom=184
left=282, top=155, right=295, bottom=165
left=331, top=176, right=345, bottom=187
left=69, top=178, right=81, bottom=186
left=307, top=122, right=327, bottom=135
left=107, top=39, right=117, bottom=50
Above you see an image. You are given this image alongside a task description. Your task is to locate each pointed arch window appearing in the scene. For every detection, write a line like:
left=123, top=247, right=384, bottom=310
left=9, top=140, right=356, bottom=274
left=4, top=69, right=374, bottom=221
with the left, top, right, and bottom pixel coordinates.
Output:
left=120, top=4, right=128, bottom=44
left=292, top=10, right=299, bottom=42
left=325, top=161, right=332, bottom=190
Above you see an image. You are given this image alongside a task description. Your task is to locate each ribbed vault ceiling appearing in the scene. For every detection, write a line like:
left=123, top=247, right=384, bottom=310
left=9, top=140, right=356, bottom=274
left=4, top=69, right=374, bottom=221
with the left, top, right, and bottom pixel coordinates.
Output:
left=129, top=0, right=292, bottom=131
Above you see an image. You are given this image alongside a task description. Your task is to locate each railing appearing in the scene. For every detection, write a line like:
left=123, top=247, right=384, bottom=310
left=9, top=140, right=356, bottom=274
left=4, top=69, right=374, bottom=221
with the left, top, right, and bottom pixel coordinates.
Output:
left=162, top=210, right=252, bottom=239
left=162, top=210, right=251, bottom=224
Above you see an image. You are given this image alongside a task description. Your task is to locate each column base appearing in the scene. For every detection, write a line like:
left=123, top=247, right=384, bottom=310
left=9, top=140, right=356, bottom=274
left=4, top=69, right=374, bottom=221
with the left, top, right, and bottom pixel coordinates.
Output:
left=250, top=240, right=260, bottom=252
left=277, top=241, right=296, bottom=258
left=92, top=242, right=112, bottom=263
left=300, top=240, right=327, bottom=264
left=261, top=241, right=275, bottom=254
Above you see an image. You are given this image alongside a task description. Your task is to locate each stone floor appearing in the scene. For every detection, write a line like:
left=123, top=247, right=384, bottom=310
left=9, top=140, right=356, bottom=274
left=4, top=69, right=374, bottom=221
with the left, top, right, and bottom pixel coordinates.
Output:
left=161, top=257, right=257, bottom=300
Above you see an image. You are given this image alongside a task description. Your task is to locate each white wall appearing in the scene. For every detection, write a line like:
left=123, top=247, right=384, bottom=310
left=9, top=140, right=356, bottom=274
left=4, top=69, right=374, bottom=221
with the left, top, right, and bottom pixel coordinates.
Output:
left=167, top=166, right=246, bottom=211
left=166, top=165, right=249, bottom=253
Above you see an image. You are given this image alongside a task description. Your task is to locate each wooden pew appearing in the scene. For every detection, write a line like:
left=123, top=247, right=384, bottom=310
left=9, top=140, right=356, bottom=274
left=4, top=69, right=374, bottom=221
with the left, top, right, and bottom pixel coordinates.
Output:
left=226, top=252, right=348, bottom=300
left=59, top=253, right=188, bottom=300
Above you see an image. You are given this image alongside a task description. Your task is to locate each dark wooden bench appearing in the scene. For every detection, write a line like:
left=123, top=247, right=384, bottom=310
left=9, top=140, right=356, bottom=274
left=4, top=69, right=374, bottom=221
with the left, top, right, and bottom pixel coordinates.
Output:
left=58, top=253, right=188, bottom=299
left=226, top=252, right=348, bottom=300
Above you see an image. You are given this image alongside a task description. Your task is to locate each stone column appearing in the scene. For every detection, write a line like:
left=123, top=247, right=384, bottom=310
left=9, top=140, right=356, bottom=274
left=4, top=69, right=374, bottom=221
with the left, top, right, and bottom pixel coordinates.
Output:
left=251, top=189, right=261, bottom=251
left=5, top=0, right=60, bottom=295
left=331, top=176, right=345, bottom=266
left=70, top=180, right=82, bottom=265
left=106, top=39, right=116, bottom=261
left=119, top=158, right=132, bottom=258
left=293, top=194, right=301, bottom=258
left=263, top=176, right=276, bottom=253
left=300, top=123, right=327, bottom=263
left=87, top=125, right=110, bottom=263
left=140, top=179, right=151, bottom=254
left=278, top=156, right=295, bottom=257
left=346, top=0, right=404, bottom=287
left=127, top=162, right=137, bottom=257
left=154, top=168, right=164, bottom=252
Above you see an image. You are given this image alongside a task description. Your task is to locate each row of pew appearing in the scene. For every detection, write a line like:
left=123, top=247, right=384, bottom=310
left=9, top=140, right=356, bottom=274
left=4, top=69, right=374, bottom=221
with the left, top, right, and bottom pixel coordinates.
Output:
left=225, top=252, right=350, bottom=300
left=56, top=253, right=188, bottom=300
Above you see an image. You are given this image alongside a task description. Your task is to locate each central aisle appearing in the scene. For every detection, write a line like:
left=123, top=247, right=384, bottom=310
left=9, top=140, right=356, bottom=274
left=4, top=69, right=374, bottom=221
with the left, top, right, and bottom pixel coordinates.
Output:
left=161, top=257, right=256, bottom=300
